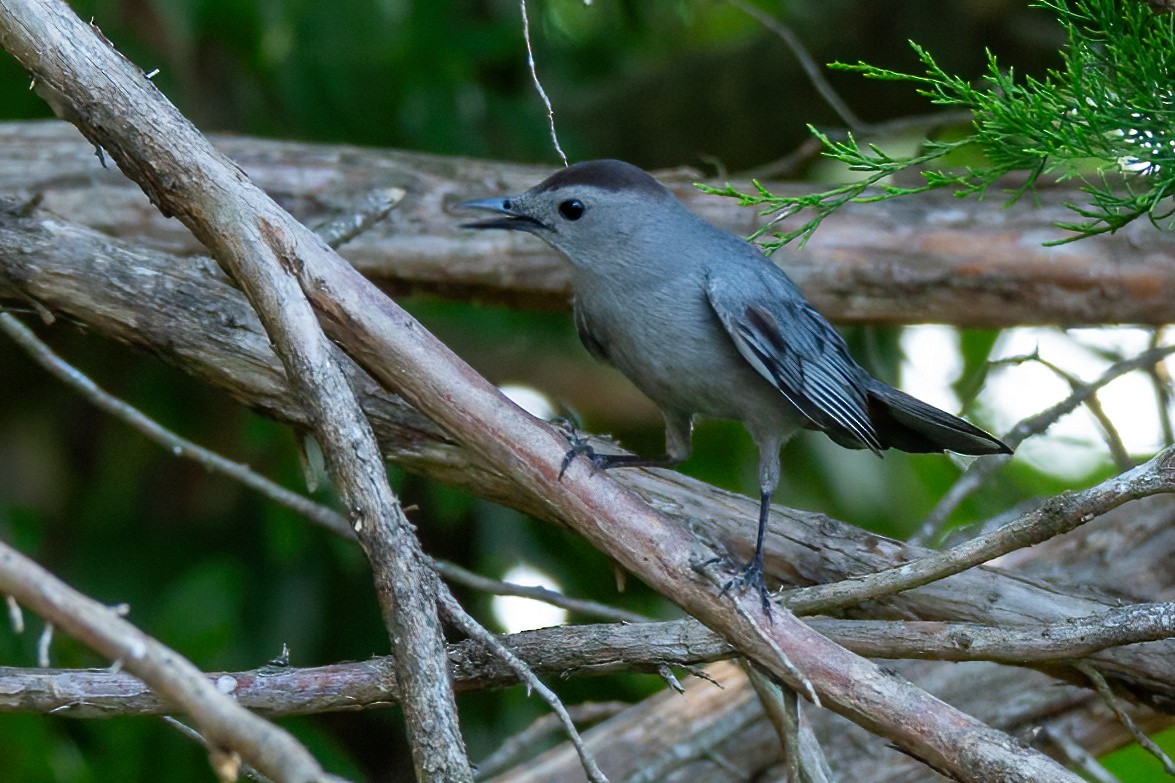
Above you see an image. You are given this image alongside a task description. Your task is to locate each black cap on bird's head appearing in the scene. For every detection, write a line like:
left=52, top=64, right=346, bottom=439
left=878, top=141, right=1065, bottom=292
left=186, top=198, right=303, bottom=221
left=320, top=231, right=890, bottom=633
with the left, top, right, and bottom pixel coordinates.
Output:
left=457, top=159, right=684, bottom=263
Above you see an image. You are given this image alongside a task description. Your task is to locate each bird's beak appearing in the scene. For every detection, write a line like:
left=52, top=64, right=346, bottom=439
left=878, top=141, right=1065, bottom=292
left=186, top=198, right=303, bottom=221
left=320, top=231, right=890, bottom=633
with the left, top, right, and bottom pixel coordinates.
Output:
left=457, top=197, right=546, bottom=231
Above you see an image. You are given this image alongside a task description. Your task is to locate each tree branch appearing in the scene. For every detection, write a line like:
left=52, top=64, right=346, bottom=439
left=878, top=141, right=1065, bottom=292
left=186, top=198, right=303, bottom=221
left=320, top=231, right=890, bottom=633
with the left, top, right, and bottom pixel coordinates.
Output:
left=0, top=310, right=352, bottom=539
left=0, top=120, right=1172, bottom=326
left=784, top=447, right=1175, bottom=614
left=0, top=541, right=337, bottom=782
left=914, top=343, right=1175, bottom=542
left=5, top=604, right=1172, bottom=719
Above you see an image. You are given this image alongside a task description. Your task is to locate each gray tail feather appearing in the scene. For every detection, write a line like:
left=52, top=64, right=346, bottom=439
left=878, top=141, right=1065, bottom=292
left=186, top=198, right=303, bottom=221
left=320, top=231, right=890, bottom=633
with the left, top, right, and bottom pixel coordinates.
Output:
left=864, top=381, right=1011, bottom=456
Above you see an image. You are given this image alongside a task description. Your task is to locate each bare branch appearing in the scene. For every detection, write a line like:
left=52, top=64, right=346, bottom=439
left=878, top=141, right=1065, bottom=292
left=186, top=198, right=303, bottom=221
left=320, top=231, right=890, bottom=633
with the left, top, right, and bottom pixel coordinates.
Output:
left=278, top=138, right=1086, bottom=783
left=0, top=541, right=337, bottom=782
left=2, top=120, right=1174, bottom=326
left=312, top=187, right=405, bottom=250
left=0, top=311, right=353, bottom=539
left=489, top=656, right=1168, bottom=783
left=3, top=290, right=617, bottom=780
left=913, top=344, right=1175, bottom=544
left=163, top=716, right=274, bottom=783
left=1148, top=327, right=1174, bottom=446
left=743, top=662, right=834, bottom=783
left=434, top=559, right=647, bottom=624
left=787, top=447, right=1175, bottom=614
left=1078, top=662, right=1175, bottom=776
left=436, top=587, right=607, bottom=783
left=6, top=604, right=1173, bottom=719
left=1041, top=727, right=1122, bottom=783
left=723, top=0, right=863, bottom=131
left=5, top=307, right=635, bottom=635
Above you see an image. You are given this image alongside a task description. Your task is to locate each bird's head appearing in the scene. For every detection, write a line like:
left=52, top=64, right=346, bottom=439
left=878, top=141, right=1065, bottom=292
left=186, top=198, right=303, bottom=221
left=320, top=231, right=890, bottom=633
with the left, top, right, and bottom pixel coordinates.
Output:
left=459, top=159, right=682, bottom=267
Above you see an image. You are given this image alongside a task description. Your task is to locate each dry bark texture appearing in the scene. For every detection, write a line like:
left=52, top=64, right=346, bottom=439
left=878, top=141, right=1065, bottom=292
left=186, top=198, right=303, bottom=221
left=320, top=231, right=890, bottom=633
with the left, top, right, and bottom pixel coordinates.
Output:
left=1, top=120, right=1173, bottom=326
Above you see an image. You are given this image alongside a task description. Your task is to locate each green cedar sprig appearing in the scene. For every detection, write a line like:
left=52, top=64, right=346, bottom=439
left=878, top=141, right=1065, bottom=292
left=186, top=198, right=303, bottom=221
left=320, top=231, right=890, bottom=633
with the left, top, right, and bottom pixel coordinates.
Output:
left=702, top=0, right=1174, bottom=248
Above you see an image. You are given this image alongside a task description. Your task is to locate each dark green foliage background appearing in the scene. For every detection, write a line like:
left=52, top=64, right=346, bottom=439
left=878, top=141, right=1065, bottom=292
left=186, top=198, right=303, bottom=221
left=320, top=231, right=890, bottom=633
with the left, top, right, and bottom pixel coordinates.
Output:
left=0, top=1, right=1167, bottom=780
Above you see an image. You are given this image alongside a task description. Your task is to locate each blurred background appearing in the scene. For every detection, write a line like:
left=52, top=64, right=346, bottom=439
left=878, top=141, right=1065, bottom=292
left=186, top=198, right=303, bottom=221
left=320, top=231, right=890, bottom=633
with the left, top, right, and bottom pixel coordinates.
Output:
left=0, top=0, right=1171, bottom=780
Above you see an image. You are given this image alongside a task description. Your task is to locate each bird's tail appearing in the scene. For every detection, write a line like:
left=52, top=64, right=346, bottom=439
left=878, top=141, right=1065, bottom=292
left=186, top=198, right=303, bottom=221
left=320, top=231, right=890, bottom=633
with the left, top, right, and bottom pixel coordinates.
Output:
left=864, top=381, right=1011, bottom=456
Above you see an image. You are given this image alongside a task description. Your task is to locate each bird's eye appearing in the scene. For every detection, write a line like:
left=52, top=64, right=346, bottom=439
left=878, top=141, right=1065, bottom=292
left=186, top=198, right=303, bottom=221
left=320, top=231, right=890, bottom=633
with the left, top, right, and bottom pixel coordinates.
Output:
left=558, top=199, right=585, bottom=221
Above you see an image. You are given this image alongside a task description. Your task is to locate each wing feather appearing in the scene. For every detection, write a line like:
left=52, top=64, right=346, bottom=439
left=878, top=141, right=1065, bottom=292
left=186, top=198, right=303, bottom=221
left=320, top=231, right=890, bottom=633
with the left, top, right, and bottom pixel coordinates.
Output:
left=706, top=271, right=882, bottom=453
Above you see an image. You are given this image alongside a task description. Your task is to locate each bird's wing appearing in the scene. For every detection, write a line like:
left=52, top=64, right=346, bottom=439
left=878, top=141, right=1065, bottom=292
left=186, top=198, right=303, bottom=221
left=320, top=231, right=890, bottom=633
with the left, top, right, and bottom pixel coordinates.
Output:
left=704, top=267, right=882, bottom=453
left=572, top=299, right=610, bottom=362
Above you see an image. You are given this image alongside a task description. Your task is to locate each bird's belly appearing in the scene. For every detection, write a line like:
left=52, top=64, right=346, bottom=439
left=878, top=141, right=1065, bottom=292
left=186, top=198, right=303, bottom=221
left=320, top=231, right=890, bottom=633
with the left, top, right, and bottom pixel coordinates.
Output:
left=579, top=290, right=798, bottom=429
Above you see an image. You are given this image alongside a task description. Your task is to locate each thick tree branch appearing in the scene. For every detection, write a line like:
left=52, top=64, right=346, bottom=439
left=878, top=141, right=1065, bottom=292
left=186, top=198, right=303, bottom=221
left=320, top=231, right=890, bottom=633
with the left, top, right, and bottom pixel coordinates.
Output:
left=0, top=120, right=1172, bottom=326
left=2, top=209, right=1174, bottom=711
left=0, top=3, right=471, bottom=780
left=4, top=604, right=1172, bottom=719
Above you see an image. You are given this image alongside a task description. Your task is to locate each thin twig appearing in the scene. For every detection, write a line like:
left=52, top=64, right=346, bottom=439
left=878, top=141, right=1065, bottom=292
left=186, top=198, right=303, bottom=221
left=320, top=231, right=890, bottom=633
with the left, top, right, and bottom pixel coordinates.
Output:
left=723, top=0, right=863, bottom=132
left=1147, top=328, right=1174, bottom=446
left=1083, top=391, right=1134, bottom=471
left=786, top=447, right=1175, bottom=615
left=0, top=311, right=354, bottom=540
left=912, top=343, right=1175, bottom=544
left=474, top=701, right=629, bottom=780
left=6, top=595, right=23, bottom=634
left=434, top=559, right=647, bottom=624
left=36, top=622, right=53, bottom=668
left=163, top=716, right=274, bottom=783
left=1041, top=727, right=1122, bottom=783
left=311, top=187, right=405, bottom=250
left=436, top=585, right=608, bottom=783
left=1076, top=662, right=1175, bottom=776
left=1030, top=354, right=1133, bottom=471
left=520, top=0, right=568, bottom=167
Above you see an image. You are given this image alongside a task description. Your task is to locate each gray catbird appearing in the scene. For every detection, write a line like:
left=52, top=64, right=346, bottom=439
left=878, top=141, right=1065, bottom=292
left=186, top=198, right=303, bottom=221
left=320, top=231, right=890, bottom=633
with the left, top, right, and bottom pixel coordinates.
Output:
left=460, top=159, right=1010, bottom=608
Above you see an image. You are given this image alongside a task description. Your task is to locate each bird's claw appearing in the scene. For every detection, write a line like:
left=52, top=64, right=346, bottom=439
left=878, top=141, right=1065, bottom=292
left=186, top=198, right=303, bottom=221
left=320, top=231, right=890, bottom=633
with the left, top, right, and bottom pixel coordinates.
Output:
left=721, top=555, right=774, bottom=618
left=558, top=435, right=614, bottom=479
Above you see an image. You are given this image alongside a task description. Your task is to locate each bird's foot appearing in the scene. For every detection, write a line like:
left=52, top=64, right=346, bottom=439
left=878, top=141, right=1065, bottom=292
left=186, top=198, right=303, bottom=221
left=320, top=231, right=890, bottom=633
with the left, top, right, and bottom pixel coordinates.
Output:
left=558, top=433, right=616, bottom=479
left=721, top=554, right=774, bottom=617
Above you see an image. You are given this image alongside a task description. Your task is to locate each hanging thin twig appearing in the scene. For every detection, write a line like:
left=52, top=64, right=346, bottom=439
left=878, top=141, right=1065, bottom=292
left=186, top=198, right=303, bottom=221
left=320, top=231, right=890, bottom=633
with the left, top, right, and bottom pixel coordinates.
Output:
left=1076, top=662, right=1175, bottom=776
left=520, top=0, right=568, bottom=167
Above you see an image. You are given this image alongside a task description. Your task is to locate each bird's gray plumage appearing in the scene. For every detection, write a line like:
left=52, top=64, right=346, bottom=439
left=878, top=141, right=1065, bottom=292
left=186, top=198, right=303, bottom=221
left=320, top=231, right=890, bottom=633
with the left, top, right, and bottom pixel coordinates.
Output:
left=460, top=159, right=1010, bottom=610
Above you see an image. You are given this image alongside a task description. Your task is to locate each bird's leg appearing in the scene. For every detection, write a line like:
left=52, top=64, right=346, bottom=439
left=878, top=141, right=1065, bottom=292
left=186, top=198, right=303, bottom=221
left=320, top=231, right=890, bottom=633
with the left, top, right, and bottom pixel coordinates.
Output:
left=559, top=410, right=692, bottom=479
left=721, top=489, right=773, bottom=615
left=558, top=443, right=680, bottom=478
left=721, top=435, right=782, bottom=615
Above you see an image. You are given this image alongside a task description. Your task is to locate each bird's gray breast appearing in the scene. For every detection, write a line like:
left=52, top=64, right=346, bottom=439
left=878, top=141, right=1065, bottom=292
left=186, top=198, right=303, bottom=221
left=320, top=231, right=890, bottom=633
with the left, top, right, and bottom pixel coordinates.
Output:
left=571, top=270, right=791, bottom=426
